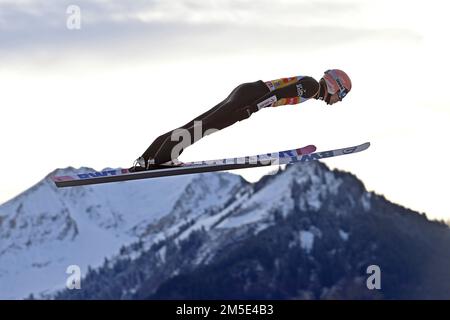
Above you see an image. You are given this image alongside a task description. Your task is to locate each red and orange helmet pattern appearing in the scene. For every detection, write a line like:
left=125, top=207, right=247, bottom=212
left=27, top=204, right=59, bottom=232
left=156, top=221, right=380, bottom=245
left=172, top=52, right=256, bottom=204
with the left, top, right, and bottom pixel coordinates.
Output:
left=322, top=69, right=352, bottom=100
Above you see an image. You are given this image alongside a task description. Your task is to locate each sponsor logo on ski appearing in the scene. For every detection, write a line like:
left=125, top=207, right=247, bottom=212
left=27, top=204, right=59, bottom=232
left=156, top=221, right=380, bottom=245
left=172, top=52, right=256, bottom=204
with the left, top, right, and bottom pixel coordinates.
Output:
left=53, top=143, right=369, bottom=187
left=304, top=150, right=335, bottom=161
left=278, top=150, right=298, bottom=158
left=342, top=146, right=357, bottom=154
left=77, top=170, right=118, bottom=179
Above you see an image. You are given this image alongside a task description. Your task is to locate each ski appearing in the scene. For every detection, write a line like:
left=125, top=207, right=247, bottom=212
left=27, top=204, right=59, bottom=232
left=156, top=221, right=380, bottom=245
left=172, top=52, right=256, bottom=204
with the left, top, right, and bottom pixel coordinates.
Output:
left=53, top=142, right=370, bottom=188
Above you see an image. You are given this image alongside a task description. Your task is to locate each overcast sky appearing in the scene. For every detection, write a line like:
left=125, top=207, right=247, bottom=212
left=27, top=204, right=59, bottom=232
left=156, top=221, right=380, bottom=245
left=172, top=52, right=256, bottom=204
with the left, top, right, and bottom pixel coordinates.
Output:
left=0, top=0, right=449, bottom=220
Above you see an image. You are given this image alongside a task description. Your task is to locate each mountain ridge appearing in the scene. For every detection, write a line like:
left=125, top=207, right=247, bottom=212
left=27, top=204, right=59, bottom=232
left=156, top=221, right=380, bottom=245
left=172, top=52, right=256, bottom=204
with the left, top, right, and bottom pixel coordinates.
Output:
left=1, top=162, right=448, bottom=299
left=53, top=162, right=450, bottom=300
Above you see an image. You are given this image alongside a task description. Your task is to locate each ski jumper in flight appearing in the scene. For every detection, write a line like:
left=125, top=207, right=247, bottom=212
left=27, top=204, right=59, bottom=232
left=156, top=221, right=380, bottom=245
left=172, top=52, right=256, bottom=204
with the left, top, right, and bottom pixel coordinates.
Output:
left=130, top=69, right=352, bottom=172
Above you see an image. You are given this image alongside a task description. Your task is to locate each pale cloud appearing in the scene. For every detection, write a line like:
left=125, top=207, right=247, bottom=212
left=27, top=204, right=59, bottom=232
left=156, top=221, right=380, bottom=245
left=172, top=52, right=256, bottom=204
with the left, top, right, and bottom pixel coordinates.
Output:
left=0, top=0, right=421, bottom=64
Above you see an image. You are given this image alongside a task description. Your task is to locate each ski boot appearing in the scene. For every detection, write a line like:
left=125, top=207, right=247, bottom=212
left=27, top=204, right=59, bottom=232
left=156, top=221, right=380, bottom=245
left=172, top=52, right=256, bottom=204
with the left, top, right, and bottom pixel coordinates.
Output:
left=128, top=157, right=183, bottom=172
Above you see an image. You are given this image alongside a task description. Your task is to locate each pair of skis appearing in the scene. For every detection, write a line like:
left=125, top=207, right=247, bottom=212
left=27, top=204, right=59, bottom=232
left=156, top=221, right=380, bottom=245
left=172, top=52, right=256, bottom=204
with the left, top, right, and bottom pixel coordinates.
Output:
left=53, top=142, right=370, bottom=188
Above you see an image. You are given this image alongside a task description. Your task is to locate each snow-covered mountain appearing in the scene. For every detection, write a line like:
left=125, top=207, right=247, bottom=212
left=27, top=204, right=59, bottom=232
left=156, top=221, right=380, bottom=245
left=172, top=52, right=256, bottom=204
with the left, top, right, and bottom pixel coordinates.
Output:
left=0, top=167, right=246, bottom=299
left=2, top=162, right=450, bottom=299
left=56, top=162, right=450, bottom=300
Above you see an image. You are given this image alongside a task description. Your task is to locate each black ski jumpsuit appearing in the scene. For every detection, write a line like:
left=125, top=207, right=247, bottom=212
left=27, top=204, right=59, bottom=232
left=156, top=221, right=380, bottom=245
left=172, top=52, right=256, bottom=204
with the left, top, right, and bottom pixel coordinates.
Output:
left=141, top=76, right=320, bottom=165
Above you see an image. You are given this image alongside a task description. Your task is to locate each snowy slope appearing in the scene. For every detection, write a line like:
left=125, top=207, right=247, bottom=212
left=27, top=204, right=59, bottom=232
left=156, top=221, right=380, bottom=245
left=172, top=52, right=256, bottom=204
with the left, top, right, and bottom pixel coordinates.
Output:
left=217, top=163, right=342, bottom=229
left=0, top=167, right=245, bottom=299
left=134, top=162, right=347, bottom=276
